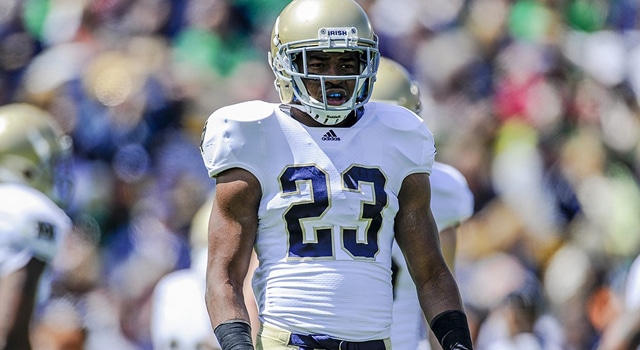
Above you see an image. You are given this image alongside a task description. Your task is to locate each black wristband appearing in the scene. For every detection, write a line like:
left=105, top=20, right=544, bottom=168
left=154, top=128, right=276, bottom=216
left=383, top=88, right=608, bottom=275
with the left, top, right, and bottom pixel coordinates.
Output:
left=213, top=320, right=254, bottom=350
left=430, top=310, right=473, bottom=350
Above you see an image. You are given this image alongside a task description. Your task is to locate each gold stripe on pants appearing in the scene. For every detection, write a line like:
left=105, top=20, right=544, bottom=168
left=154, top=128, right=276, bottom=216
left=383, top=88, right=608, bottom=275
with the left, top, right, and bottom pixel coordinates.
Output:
left=256, top=322, right=392, bottom=350
left=256, top=323, right=297, bottom=350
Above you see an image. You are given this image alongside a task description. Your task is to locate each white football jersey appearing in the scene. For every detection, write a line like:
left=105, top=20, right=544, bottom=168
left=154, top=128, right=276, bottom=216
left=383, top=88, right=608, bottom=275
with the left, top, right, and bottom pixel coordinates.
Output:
left=151, top=248, right=221, bottom=350
left=201, top=100, right=436, bottom=341
left=390, top=161, right=474, bottom=350
left=0, top=183, right=72, bottom=276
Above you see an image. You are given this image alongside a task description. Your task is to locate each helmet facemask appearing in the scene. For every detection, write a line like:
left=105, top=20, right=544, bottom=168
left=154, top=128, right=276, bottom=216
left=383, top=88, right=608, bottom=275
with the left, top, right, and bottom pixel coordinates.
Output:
left=270, top=26, right=379, bottom=126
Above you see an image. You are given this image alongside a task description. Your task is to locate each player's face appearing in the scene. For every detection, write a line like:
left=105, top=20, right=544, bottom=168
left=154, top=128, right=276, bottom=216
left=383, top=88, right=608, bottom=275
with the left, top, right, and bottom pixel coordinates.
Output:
left=298, top=51, right=360, bottom=106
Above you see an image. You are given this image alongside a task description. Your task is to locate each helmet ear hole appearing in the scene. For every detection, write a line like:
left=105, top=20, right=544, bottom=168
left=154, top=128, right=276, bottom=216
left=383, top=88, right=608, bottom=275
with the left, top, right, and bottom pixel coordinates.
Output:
left=23, top=168, right=34, bottom=180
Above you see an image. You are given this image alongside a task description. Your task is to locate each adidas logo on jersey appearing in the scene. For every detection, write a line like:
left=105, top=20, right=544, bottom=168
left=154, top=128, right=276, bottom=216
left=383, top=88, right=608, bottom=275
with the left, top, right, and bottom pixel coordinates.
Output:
left=322, top=130, right=341, bottom=141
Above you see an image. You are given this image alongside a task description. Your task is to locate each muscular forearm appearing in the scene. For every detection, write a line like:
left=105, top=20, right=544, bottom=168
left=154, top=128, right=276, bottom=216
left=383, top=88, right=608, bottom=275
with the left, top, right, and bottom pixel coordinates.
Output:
left=418, top=270, right=473, bottom=350
left=205, top=279, right=252, bottom=328
left=417, top=269, right=465, bottom=321
left=206, top=281, right=254, bottom=350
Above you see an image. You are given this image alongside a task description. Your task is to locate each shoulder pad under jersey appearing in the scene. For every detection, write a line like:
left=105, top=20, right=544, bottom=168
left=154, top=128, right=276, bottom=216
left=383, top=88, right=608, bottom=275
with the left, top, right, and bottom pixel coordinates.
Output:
left=208, top=100, right=276, bottom=122
left=200, top=100, right=279, bottom=178
left=368, top=102, right=428, bottom=131
left=0, top=183, right=71, bottom=263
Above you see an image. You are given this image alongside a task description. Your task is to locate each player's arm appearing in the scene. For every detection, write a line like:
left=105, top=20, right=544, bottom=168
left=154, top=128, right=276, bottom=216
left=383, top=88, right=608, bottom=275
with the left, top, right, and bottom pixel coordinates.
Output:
left=205, top=168, right=260, bottom=350
left=0, top=258, right=47, bottom=349
left=394, top=173, right=473, bottom=350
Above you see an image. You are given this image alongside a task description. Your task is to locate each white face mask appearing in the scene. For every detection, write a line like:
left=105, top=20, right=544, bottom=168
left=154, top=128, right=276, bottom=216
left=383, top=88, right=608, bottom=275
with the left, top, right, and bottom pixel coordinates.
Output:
left=269, top=27, right=379, bottom=126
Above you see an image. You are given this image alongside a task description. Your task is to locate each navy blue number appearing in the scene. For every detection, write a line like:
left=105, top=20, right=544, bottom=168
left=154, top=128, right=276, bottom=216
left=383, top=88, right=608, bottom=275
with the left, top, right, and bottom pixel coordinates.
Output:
left=280, top=165, right=332, bottom=258
left=342, top=166, right=386, bottom=258
left=280, top=165, right=386, bottom=259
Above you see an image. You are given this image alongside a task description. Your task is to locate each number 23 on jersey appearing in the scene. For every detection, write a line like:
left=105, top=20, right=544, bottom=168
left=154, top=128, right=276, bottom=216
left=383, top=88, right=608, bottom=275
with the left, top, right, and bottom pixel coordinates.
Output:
left=280, top=164, right=388, bottom=261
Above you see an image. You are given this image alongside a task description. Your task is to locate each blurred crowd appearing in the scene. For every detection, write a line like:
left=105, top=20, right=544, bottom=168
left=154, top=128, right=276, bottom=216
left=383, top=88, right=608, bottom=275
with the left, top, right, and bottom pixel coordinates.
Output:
left=1, top=0, right=639, bottom=349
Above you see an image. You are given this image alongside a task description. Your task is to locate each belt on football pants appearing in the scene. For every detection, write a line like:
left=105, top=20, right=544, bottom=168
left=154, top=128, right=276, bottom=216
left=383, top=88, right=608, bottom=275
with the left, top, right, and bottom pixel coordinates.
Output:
left=288, top=333, right=387, bottom=350
left=259, top=322, right=389, bottom=350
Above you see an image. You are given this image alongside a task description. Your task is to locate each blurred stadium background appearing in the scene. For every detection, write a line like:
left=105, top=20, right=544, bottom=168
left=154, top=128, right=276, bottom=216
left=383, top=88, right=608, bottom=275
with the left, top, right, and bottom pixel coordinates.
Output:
left=2, top=0, right=639, bottom=349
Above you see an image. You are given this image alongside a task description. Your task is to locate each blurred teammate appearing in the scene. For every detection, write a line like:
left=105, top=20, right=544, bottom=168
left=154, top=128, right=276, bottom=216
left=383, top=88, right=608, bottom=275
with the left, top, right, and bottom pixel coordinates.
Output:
left=370, top=57, right=475, bottom=350
left=199, top=0, right=474, bottom=349
left=0, top=103, right=74, bottom=349
left=150, top=193, right=221, bottom=350
left=150, top=191, right=259, bottom=350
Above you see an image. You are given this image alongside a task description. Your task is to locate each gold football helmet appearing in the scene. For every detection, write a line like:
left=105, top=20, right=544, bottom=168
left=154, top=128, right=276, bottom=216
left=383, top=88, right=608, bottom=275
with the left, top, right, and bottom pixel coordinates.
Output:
left=0, top=103, right=72, bottom=204
left=370, top=57, right=422, bottom=114
left=269, top=0, right=379, bottom=125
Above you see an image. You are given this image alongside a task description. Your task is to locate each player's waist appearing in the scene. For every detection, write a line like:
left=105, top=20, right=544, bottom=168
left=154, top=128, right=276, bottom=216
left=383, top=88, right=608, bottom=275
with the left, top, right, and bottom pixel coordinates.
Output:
left=260, top=301, right=392, bottom=341
left=259, top=322, right=391, bottom=350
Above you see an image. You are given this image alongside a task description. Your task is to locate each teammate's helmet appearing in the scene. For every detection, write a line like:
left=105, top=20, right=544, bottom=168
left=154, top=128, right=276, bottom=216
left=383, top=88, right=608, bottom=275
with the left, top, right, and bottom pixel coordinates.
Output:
left=269, top=0, right=379, bottom=125
left=0, top=103, right=72, bottom=204
left=370, top=57, right=421, bottom=114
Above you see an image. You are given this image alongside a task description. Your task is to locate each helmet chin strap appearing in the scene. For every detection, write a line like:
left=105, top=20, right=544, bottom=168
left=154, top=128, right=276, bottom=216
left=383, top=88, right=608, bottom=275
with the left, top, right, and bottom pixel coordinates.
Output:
left=290, top=104, right=351, bottom=126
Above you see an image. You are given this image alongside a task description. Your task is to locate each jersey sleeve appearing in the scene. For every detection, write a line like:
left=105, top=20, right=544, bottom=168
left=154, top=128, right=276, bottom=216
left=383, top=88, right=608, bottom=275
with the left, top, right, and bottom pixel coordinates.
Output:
left=151, top=250, right=219, bottom=350
left=200, top=100, right=277, bottom=180
left=373, top=102, right=436, bottom=178
left=430, top=162, right=474, bottom=231
left=0, top=184, right=72, bottom=275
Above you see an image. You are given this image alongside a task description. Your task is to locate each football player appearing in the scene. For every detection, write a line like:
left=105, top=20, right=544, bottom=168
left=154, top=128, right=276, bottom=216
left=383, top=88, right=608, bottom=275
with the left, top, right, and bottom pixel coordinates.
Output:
left=370, top=57, right=475, bottom=350
left=0, top=103, right=74, bottom=349
left=150, top=191, right=261, bottom=350
left=199, top=0, right=474, bottom=349
left=150, top=193, right=221, bottom=350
